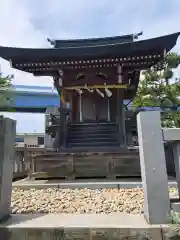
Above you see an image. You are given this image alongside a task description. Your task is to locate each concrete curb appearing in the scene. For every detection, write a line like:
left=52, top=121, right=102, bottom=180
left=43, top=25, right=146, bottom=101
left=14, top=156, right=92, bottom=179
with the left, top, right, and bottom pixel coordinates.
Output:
left=12, top=180, right=177, bottom=190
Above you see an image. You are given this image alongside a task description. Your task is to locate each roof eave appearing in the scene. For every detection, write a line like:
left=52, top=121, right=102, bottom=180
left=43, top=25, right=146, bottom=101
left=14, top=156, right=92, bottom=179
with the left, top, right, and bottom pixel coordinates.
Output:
left=0, top=32, right=179, bottom=70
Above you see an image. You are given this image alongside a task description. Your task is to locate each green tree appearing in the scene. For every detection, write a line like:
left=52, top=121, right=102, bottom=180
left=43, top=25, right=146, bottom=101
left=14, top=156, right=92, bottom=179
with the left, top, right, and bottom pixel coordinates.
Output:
left=133, top=52, right=180, bottom=127
left=0, top=72, right=13, bottom=106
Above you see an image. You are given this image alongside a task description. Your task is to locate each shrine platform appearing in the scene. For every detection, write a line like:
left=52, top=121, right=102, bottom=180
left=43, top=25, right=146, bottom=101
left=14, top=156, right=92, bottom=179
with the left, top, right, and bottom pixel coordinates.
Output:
left=0, top=213, right=174, bottom=239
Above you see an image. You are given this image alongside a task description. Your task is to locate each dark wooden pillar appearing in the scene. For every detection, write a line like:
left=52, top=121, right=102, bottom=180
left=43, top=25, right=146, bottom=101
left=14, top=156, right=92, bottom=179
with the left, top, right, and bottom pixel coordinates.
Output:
left=59, top=89, right=66, bottom=149
left=68, top=91, right=73, bottom=121
left=116, top=64, right=126, bottom=146
left=117, top=89, right=126, bottom=146
left=53, top=71, right=66, bottom=151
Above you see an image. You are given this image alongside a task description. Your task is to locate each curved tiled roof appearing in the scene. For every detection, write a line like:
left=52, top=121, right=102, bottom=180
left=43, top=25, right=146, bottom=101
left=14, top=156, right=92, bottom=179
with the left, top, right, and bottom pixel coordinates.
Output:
left=0, top=33, right=179, bottom=65
left=47, top=33, right=135, bottom=48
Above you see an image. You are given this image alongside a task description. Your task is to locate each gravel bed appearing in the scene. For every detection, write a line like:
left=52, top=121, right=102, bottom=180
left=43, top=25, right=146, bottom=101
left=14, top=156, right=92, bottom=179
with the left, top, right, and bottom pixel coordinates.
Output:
left=11, top=187, right=179, bottom=214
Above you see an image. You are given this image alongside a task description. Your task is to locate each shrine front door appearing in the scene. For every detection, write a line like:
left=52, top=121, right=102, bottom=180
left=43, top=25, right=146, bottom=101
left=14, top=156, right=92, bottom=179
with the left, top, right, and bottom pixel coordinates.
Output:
left=82, top=96, right=96, bottom=121
left=96, top=96, right=109, bottom=121
left=81, top=94, right=109, bottom=122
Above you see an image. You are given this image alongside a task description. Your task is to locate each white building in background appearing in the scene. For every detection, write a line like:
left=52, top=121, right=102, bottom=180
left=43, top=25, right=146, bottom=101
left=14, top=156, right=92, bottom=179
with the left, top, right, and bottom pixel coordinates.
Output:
left=15, top=132, right=44, bottom=148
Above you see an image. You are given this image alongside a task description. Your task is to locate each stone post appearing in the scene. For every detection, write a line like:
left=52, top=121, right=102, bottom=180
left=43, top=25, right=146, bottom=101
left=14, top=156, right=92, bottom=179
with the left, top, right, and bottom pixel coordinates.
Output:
left=173, top=143, right=180, bottom=199
left=137, top=111, right=170, bottom=224
left=0, top=116, right=16, bottom=221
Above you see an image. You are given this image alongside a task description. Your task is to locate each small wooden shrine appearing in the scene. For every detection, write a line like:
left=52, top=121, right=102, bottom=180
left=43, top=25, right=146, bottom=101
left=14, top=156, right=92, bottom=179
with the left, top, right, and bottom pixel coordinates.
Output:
left=0, top=32, right=179, bottom=178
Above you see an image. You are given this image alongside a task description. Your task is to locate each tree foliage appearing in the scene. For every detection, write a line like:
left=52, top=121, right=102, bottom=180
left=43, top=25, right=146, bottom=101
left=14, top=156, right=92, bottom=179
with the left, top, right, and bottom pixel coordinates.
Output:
left=133, top=52, right=180, bottom=127
left=0, top=72, right=13, bottom=106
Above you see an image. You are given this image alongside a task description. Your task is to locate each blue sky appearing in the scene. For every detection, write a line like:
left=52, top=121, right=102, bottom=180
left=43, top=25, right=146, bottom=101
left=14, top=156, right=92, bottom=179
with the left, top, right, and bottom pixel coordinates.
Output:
left=0, top=0, right=180, bottom=133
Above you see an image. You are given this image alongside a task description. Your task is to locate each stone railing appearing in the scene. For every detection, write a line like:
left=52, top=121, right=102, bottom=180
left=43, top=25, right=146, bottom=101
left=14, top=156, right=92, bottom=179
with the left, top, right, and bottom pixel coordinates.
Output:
left=14, top=145, right=44, bottom=180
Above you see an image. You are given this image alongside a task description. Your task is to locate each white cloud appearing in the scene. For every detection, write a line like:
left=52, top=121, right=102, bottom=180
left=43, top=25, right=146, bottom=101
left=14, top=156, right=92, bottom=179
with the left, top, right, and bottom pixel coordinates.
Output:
left=0, top=0, right=52, bottom=86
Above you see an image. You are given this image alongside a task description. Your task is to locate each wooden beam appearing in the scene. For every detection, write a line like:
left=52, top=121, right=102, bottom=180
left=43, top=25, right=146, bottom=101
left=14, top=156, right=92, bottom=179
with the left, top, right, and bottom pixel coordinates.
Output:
left=64, top=84, right=134, bottom=90
left=14, top=54, right=161, bottom=69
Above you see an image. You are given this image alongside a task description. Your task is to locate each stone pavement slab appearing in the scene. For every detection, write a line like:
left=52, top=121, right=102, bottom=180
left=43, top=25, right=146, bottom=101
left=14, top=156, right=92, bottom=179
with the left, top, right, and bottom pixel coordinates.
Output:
left=0, top=213, right=161, bottom=229
left=0, top=214, right=177, bottom=239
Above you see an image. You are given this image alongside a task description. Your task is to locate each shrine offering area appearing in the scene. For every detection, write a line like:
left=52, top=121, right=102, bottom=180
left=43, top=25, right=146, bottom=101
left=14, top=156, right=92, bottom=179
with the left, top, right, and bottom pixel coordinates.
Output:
left=11, top=187, right=178, bottom=215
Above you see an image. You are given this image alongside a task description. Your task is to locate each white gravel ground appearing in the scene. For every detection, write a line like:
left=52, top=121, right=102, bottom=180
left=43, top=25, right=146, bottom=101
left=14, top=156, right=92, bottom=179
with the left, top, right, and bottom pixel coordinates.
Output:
left=11, top=187, right=179, bottom=214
